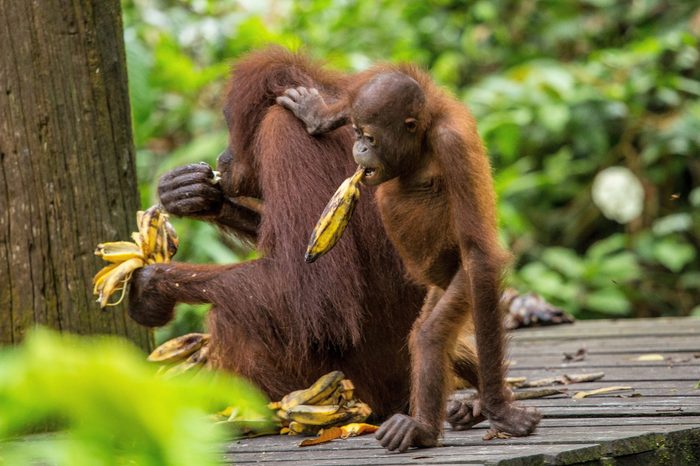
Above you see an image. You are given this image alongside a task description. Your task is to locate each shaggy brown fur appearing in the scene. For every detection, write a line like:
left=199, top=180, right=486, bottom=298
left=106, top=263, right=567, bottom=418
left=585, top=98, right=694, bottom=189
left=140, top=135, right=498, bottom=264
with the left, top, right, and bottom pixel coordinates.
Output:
left=128, top=48, right=424, bottom=417
left=278, top=62, right=541, bottom=451
left=128, top=48, right=526, bottom=433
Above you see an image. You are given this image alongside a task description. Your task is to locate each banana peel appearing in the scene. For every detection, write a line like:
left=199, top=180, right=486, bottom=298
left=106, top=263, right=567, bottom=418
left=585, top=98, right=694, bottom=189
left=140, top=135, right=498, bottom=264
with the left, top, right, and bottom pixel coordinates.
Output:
left=299, top=423, right=379, bottom=447
left=305, top=166, right=364, bottom=263
left=180, top=364, right=373, bottom=441
left=271, top=371, right=372, bottom=437
left=148, top=333, right=211, bottom=379
left=148, top=333, right=209, bottom=364
left=279, top=370, right=345, bottom=411
left=285, top=401, right=371, bottom=427
left=149, top=336, right=372, bottom=440
left=93, top=205, right=178, bottom=308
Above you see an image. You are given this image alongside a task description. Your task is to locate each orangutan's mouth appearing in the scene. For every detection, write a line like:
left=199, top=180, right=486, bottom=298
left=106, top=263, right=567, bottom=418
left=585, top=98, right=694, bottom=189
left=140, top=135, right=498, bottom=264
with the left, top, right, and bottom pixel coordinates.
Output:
left=363, top=167, right=377, bottom=178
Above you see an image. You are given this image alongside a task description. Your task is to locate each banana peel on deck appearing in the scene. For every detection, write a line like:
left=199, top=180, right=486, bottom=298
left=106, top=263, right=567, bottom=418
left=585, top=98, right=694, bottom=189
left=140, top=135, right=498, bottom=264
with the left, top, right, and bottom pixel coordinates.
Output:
left=148, top=341, right=373, bottom=441
left=212, top=370, right=373, bottom=441
left=273, top=371, right=373, bottom=437
left=299, top=423, right=379, bottom=447
left=93, top=205, right=178, bottom=308
left=149, top=336, right=374, bottom=442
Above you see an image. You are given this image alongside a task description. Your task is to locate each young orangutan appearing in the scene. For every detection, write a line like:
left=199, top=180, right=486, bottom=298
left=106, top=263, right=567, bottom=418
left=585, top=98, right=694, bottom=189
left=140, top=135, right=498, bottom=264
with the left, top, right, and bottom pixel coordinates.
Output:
left=278, top=67, right=542, bottom=451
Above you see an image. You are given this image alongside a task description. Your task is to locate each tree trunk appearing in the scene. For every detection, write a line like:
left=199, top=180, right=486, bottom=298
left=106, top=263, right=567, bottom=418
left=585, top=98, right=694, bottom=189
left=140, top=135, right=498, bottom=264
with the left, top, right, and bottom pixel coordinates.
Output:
left=0, top=0, right=151, bottom=349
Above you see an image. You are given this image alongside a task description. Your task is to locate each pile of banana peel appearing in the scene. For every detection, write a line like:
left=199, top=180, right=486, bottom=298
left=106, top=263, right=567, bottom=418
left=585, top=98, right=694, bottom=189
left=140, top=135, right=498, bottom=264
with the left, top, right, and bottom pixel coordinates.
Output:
left=93, top=205, right=178, bottom=308
left=148, top=333, right=377, bottom=446
left=268, top=370, right=374, bottom=439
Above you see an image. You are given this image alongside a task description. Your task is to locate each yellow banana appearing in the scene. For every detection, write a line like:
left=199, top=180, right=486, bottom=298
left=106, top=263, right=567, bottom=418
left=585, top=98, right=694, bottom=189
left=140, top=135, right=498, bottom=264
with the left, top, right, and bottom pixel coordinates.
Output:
left=92, top=263, right=120, bottom=295
left=267, top=401, right=282, bottom=411
left=160, top=344, right=211, bottom=378
left=305, top=167, right=364, bottom=263
left=286, top=402, right=370, bottom=427
left=94, top=241, right=143, bottom=263
left=136, top=205, right=160, bottom=258
left=286, top=404, right=351, bottom=426
left=339, top=379, right=355, bottom=403
left=313, top=384, right=343, bottom=406
left=93, top=205, right=178, bottom=308
left=161, top=357, right=204, bottom=378
left=134, top=210, right=147, bottom=255
left=158, top=216, right=168, bottom=261
left=342, top=402, right=372, bottom=424
left=287, top=421, right=320, bottom=435
left=164, top=220, right=179, bottom=258
left=271, top=371, right=373, bottom=436
left=152, top=217, right=168, bottom=263
left=94, top=257, right=144, bottom=307
left=148, top=333, right=210, bottom=363
left=279, top=371, right=345, bottom=411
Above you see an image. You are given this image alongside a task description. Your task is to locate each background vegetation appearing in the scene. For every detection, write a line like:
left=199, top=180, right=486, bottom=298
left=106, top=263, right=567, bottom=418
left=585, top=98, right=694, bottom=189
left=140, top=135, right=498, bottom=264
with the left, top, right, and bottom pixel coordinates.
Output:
left=122, top=0, right=700, bottom=340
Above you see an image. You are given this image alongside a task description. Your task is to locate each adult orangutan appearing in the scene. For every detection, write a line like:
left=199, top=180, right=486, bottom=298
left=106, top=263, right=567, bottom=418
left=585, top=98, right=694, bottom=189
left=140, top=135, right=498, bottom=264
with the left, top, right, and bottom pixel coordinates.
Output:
left=130, top=47, right=424, bottom=419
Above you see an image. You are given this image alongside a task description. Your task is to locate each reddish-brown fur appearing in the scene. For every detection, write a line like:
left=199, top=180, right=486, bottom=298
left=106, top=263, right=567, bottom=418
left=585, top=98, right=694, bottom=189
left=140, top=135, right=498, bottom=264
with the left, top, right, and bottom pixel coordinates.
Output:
left=278, top=62, right=542, bottom=450
left=128, top=48, right=426, bottom=417
left=128, top=48, right=525, bottom=435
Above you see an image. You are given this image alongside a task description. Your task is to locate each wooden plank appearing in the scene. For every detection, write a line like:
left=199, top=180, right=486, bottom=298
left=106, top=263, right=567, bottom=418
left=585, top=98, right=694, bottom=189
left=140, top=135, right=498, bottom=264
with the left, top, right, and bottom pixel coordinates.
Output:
left=509, top=353, right=700, bottom=369
left=516, top=397, right=700, bottom=408
left=507, top=366, right=700, bottom=382
left=443, top=425, right=690, bottom=450
left=512, top=318, right=700, bottom=341
left=511, top=336, right=700, bottom=354
left=475, top=381, right=699, bottom=392
left=529, top=405, right=699, bottom=417
left=223, top=425, right=700, bottom=466
left=534, top=415, right=700, bottom=428
left=229, top=425, right=695, bottom=452
left=452, top=391, right=700, bottom=406
left=511, top=387, right=700, bottom=397
left=225, top=442, right=604, bottom=465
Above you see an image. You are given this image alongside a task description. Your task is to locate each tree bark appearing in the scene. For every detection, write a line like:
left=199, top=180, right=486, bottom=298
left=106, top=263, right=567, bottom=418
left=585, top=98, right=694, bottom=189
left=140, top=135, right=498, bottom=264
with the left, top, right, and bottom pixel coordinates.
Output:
left=0, top=0, right=151, bottom=349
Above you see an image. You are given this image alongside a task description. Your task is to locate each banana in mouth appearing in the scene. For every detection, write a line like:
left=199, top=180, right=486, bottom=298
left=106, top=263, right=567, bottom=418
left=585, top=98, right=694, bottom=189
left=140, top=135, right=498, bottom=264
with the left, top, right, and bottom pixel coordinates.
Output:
left=305, top=166, right=365, bottom=263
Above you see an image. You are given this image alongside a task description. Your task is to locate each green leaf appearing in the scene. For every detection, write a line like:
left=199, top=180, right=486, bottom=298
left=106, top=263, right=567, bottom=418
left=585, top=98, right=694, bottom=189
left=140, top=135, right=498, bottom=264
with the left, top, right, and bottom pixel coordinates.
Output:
left=517, top=262, right=566, bottom=296
left=689, top=187, right=700, bottom=207
left=584, top=288, right=631, bottom=315
left=537, top=103, right=570, bottom=134
left=653, top=213, right=693, bottom=235
left=653, top=238, right=697, bottom=272
left=680, top=272, right=700, bottom=290
left=432, top=51, right=464, bottom=88
left=596, top=251, right=641, bottom=282
left=587, top=234, right=626, bottom=261
left=491, top=122, right=522, bottom=161
left=541, top=247, right=584, bottom=279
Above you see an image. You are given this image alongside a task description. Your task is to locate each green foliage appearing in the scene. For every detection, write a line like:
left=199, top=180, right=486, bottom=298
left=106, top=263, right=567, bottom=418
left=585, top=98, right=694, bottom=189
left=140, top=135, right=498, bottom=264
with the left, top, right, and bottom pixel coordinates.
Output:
left=122, top=0, right=700, bottom=322
left=0, top=328, right=270, bottom=466
left=516, top=234, right=642, bottom=317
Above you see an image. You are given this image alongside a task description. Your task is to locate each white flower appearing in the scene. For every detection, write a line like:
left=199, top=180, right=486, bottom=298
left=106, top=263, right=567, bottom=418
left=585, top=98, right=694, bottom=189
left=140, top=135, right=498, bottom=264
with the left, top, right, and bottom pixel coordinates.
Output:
left=592, top=166, right=644, bottom=224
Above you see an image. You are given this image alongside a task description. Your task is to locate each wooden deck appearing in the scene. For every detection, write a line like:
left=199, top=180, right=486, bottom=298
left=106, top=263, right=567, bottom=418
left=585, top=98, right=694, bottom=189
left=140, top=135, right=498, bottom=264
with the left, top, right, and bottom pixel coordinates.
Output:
left=224, top=318, right=700, bottom=465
